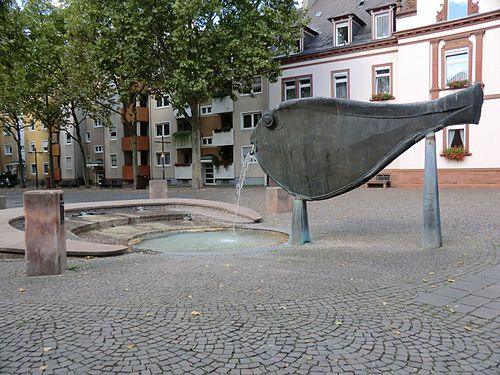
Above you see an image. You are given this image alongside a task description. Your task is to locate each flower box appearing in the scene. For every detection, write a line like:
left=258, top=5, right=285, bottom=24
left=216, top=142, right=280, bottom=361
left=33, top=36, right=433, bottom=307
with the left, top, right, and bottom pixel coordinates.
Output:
left=371, top=93, right=395, bottom=101
left=448, top=80, right=469, bottom=89
left=443, top=147, right=468, bottom=161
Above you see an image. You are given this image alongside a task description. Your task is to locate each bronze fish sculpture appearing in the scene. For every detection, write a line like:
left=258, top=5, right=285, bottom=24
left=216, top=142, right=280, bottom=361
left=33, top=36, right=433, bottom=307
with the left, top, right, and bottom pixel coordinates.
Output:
left=251, top=83, right=483, bottom=200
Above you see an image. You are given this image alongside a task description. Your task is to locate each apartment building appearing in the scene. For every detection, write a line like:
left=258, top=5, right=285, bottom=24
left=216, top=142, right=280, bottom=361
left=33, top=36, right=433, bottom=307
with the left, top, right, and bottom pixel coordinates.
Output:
left=274, top=0, right=500, bottom=187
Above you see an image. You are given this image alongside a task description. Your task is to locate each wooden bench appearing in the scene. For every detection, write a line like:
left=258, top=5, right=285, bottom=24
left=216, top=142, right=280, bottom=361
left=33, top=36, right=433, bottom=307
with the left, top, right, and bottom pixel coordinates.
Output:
left=366, top=174, right=391, bottom=189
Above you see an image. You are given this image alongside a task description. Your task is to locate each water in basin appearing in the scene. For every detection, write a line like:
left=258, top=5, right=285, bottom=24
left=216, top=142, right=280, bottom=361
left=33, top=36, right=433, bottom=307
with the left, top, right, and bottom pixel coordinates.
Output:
left=134, top=229, right=287, bottom=252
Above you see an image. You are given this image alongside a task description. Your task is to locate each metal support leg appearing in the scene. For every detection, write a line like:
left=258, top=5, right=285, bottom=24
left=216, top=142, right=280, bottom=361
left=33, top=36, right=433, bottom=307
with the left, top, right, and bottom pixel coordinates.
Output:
left=422, top=132, right=442, bottom=249
left=290, top=198, right=310, bottom=245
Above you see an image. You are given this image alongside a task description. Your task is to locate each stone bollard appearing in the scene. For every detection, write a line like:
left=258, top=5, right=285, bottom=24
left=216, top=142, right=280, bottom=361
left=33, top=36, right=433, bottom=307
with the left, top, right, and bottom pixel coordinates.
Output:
left=266, top=187, right=293, bottom=213
left=148, top=180, right=168, bottom=199
left=24, top=190, right=66, bottom=276
left=0, top=196, right=5, bottom=209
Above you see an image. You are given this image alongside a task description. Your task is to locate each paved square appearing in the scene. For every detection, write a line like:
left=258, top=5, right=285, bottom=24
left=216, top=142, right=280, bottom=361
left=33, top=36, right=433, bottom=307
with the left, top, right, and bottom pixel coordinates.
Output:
left=0, top=187, right=498, bottom=374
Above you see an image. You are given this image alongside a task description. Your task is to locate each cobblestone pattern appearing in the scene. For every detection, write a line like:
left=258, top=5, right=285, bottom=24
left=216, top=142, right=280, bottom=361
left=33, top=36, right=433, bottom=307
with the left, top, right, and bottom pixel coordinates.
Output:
left=0, top=187, right=499, bottom=374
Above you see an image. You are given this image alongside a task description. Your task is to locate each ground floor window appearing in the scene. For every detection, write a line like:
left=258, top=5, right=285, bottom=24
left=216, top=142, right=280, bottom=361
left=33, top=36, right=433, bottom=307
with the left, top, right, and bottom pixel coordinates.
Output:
left=65, top=156, right=72, bottom=170
left=31, top=164, right=36, bottom=175
left=43, top=163, right=49, bottom=175
left=156, top=152, right=171, bottom=167
left=110, top=154, right=118, bottom=168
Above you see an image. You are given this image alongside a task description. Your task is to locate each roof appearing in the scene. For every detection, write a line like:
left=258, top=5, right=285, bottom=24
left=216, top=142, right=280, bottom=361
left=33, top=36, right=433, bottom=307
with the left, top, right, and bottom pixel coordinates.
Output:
left=298, top=0, right=399, bottom=56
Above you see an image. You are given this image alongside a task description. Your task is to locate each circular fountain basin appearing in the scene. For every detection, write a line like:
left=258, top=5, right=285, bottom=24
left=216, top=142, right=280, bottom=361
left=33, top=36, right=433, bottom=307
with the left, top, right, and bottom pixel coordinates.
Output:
left=134, top=229, right=287, bottom=253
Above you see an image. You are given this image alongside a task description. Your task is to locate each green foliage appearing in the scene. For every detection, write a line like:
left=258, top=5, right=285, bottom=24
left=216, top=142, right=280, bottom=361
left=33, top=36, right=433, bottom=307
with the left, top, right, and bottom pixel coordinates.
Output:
left=448, top=79, right=469, bottom=89
left=443, top=146, right=467, bottom=161
left=371, top=92, right=395, bottom=101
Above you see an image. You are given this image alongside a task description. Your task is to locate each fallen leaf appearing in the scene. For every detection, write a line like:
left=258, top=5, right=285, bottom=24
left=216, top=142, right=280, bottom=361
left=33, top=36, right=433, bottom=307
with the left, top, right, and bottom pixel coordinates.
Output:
left=84, top=256, right=95, bottom=260
left=124, top=288, right=129, bottom=292
left=191, top=310, right=201, bottom=317
left=334, top=320, right=343, bottom=326
left=428, top=272, right=435, bottom=275
left=464, top=324, right=473, bottom=332
left=187, top=295, right=192, bottom=299
left=40, top=365, right=48, bottom=371
left=42, top=347, right=52, bottom=352
left=457, top=260, right=464, bottom=266
left=447, top=278, right=455, bottom=283
left=18, top=288, right=26, bottom=293
left=422, top=278, right=428, bottom=283
left=224, top=264, right=231, bottom=268
left=382, top=301, right=388, bottom=306
left=145, top=313, right=153, bottom=317
left=393, top=330, right=401, bottom=335
left=127, top=343, right=136, bottom=349
left=280, top=306, right=287, bottom=310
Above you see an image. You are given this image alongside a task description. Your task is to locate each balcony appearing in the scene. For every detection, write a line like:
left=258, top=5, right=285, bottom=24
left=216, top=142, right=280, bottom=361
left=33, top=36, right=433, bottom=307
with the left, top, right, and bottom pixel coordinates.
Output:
left=122, top=165, right=151, bottom=180
left=175, top=164, right=192, bottom=179
left=122, top=136, right=150, bottom=152
left=173, top=131, right=192, bottom=149
left=212, top=129, right=234, bottom=146
left=137, top=106, right=149, bottom=122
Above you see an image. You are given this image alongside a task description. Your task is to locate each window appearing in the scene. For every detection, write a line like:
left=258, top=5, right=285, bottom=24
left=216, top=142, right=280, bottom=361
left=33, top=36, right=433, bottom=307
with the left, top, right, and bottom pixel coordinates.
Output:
left=241, top=146, right=257, bottom=164
left=65, top=156, right=72, bottom=170
left=110, top=154, right=118, bottom=168
left=156, top=152, right=171, bottom=166
left=374, top=13, right=390, bottom=39
left=30, top=141, right=36, bottom=153
left=94, top=145, right=103, bottom=153
left=445, top=49, right=468, bottom=86
left=5, top=164, right=13, bottom=173
left=448, top=0, right=467, bottom=20
left=94, top=119, right=102, bottom=128
left=447, top=125, right=466, bottom=149
left=65, top=132, right=72, bottom=145
left=29, top=122, right=35, bottom=131
left=282, top=76, right=312, bottom=101
left=156, top=95, right=169, bottom=108
left=201, top=106, right=213, bottom=116
left=241, top=76, right=262, bottom=95
left=374, top=66, right=391, bottom=94
left=155, top=122, right=170, bottom=137
left=42, top=140, right=49, bottom=153
left=31, top=164, right=36, bottom=175
left=43, top=163, right=49, bottom=175
left=85, top=131, right=91, bottom=143
left=109, top=125, right=117, bottom=140
left=242, top=112, right=262, bottom=129
left=4, top=144, right=12, bottom=155
left=201, top=137, right=213, bottom=146
left=332, top=71, right=349, bottom=99
left=335, top=22, right=349, bottom=46
left=86, top=156, right=91, bottom=163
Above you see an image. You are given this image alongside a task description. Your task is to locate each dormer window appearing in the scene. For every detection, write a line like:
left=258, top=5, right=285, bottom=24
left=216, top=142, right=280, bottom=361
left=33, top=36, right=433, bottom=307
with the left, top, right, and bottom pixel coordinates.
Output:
left=374, top=12, right=390, bottom=39
left=297, top=26, right=319, bottom=53
left=367, top=6, right=394, bottom=40
left=329, top=14, right=366, bottom=47
left=336, top=22, right=349, bottom=45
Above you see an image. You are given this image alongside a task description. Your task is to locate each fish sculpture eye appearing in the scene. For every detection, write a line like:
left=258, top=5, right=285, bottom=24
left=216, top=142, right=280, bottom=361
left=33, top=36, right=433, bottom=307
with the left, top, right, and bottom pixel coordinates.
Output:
left=262, top=113, right=274, bottom=128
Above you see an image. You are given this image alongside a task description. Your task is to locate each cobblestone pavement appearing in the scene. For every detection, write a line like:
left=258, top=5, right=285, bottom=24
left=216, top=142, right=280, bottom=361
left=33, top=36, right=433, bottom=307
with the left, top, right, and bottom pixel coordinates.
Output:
left=0, top=187, right=499, bottom=374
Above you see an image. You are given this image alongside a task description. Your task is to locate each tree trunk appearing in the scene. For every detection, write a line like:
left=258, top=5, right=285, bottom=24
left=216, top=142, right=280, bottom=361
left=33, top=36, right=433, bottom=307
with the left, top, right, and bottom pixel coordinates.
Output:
left=122, top=99, right=139, bottom=189
left=70, top=106, right=90, bottom=188
left=189, top=101, right=202, bottom=190
left=15, top=123, right=25, bottom=188
left=132, top=119, right=138, bottom=189
left=48, top=126, right=55, bottom=188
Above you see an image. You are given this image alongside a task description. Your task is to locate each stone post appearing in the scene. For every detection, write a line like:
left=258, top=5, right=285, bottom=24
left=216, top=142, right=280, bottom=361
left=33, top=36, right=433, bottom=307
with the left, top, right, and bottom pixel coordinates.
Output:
left=290, top=198, right=310, bottom=245
left=422, top=132, right=442, bottom=249
left=148, top=180, right=168, bottom=199
left=24, top=190, right=66, bottom=276
left=266, top=187, right=293, bottom=213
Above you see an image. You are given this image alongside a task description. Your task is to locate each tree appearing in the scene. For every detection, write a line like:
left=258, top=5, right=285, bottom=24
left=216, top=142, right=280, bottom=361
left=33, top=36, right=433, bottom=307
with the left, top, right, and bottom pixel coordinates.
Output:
left=149, top=0, right=306, bottom=189
left=67, top=0, right=157, bottom=189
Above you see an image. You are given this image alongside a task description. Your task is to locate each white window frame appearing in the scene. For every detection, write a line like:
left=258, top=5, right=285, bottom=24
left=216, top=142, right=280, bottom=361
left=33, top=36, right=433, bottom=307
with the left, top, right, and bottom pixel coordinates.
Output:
left=94, top=120, right=103, bottom=128
left=109, top=125, right=117, bottom=140
left=110, top=153, right=118, bottom=168
left=333, top=72, right=349, bottom=99
left=241, top=146, right=257, bottom=165
left=42, top=140, right=49, bottom=153
left=446, top=125, right=467, bottom=149
left=85, top=131, right=91, bottom=143
left=155, top=122, right=171, bottom=138
left=65, top=156, right=73, bottom=170
left=445, top=48, right=469, bottom=87
left=155, top=95, right=170, bottom=109
left=283, top=76, right=312, bottom=101
left=241, top=111, right=263, bottom=130
left=43, top=163, right=49, bottom=175
left=94, top=145, right=103, bottom=154
left=30, top=163, right=37, bottom=175
left=375, top=67, right=391, bottom=94
left=201, top=137, right=213, bottom=147
left=201, top=106, right=213, bottom=116
left=156, top=151, right=171, bottom=167
left=4, top=144, right=13, bottom=156
left=241, top=76, right=263, bottom=96
left=335, top=21, right=349, bottom=46
left=374, top=12, right=390, bottom=39
left=30, top=141, right=36, bottom=153
left=65, top=132, right=72, bottom=145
